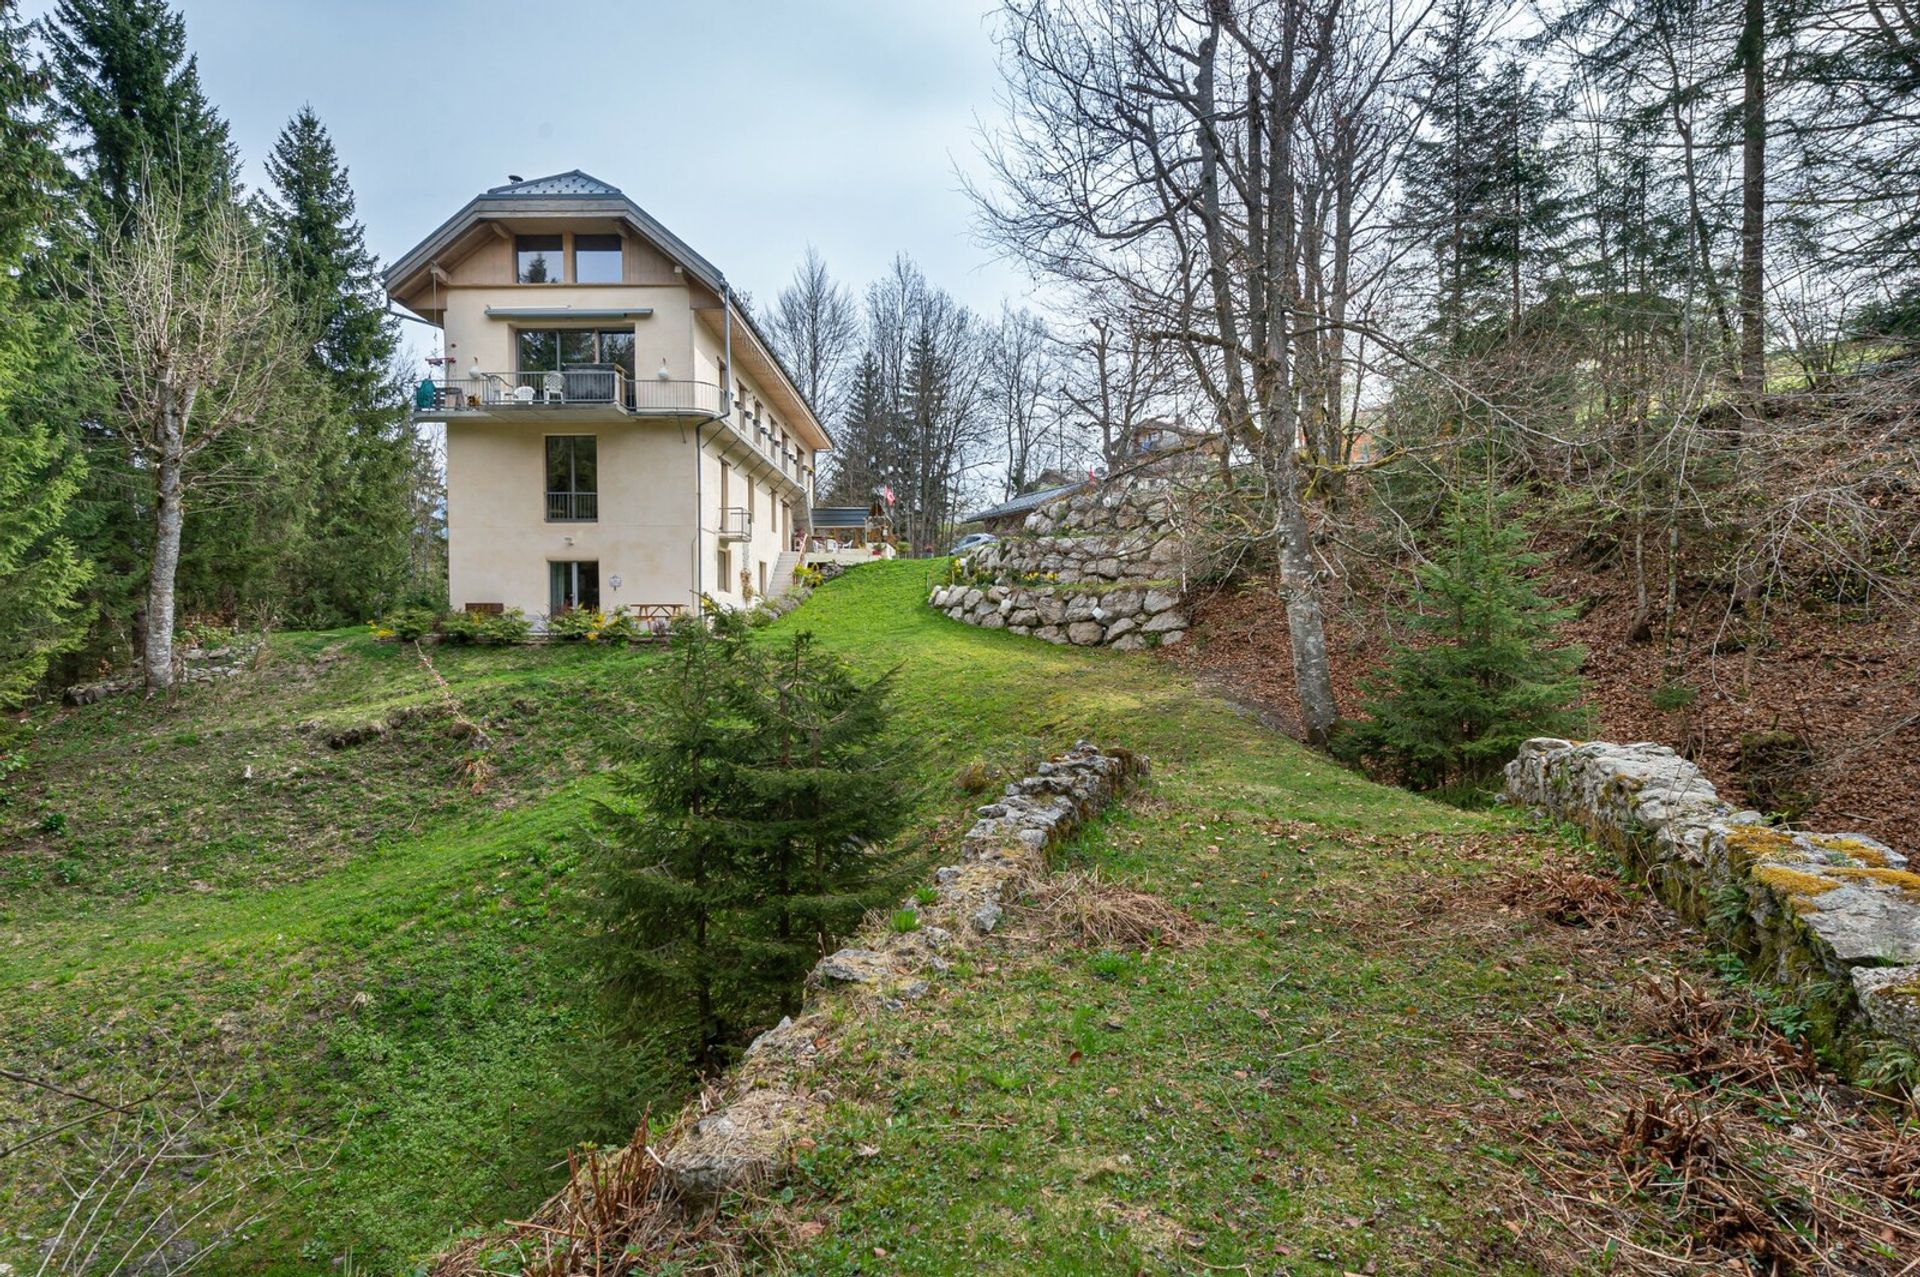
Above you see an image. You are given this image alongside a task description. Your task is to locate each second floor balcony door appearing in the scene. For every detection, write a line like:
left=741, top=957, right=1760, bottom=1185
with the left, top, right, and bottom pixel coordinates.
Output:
left=518, top=328, right=637, bottom=406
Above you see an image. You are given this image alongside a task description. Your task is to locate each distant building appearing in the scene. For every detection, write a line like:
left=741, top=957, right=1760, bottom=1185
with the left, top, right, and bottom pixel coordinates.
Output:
left=961, top=478, right=1087, bottom=535
left=386, top=170, right=829, bottom=618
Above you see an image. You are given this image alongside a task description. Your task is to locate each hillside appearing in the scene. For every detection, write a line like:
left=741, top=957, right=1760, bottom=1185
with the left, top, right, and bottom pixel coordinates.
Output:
left=5, top=563, right=1915, bottom=1274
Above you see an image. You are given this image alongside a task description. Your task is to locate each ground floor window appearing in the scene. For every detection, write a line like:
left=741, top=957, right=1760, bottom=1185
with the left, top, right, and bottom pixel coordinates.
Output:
left=550, top=560, right=600, bottom=614
left=716, top=545, right=731, bottom=595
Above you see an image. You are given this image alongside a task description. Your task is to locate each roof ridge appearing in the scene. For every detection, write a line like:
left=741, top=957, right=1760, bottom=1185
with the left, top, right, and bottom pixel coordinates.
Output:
left=486, top=169, right=623, bottom=196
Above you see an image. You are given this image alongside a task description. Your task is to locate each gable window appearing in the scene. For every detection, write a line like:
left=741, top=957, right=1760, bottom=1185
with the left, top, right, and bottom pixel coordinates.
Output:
left=546, top=435, right=597, bottom=521
left=516, top=234, right=563, bottom=283
left=549, top=560, right=600, bottom=614
left=573, top=233, right=623, bottom=283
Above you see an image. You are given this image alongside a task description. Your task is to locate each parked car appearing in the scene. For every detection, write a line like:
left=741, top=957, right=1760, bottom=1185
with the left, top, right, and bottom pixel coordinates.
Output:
left=949, top=532, right=998, bottom=556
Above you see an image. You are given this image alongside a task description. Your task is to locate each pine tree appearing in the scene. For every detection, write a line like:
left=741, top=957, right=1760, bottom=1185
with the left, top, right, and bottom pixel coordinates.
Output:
left=0, top=0, right=91, bottom=708
left=44, top=0, right=238, bottom=230
left=1336, top=486, right=1588, bottom=797
left=261, top=107, right=421, bottom=622
left=728, top=632, right=908, bottom=1021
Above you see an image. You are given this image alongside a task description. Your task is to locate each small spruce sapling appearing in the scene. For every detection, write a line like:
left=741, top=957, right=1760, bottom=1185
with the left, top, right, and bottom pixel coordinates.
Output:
left=1337, top=485, right=1587, bottom=797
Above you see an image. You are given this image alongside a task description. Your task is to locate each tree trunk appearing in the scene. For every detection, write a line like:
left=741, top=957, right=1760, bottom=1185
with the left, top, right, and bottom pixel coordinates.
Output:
left=1277, top=486, right=1337, bottom=745
left=1737, top=0, right=1767, bottom=404
left=144, top=437, right=185, bottom=693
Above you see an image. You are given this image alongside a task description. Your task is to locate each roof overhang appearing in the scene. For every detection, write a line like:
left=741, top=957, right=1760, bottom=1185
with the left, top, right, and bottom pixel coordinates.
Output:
left=384, top=192, right=725, bottom=299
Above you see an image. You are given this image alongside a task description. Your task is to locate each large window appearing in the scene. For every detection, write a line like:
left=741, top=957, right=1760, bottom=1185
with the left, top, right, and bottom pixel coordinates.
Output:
left=546, top=435, right=597, bottom=521
left=516, top=234, right=563, bottom=284
left=573, top=233, right=623, bottom=283
left=549, top=560, right=600, bottom=614
left=517, top=328, right=637, bottom=404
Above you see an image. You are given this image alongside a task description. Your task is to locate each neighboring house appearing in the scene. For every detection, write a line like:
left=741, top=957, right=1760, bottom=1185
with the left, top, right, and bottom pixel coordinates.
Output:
left=386, top=170, right=830, bottom=621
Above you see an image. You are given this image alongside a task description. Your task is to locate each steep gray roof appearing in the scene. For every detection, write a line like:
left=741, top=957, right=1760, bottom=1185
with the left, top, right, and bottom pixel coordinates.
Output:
left=963, top=482, right=1082, bottom=525
left=486, top=170, right=623, bottom=197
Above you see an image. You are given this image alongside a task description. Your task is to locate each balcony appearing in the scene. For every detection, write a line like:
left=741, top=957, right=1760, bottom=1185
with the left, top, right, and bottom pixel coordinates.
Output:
left=546, top=490, right=598, bottom=522
left=416, top=373, right=727, bottom=420
left=717, top=506, right=752, bottom=542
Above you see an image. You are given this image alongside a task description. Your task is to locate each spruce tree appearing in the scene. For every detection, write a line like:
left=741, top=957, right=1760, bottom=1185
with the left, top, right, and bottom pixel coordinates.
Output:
left=0, top=1, right=91, bottom=708
left=591, top=613, right=758, bottom=1068
left=1337, top=486, right=1588, bottom=796
left=44, top=0, right=238, bottom=230
left=261, top=107, right=421, bottom=622
left=729, top=632, right=909, bottom=1020
left=590, top=615, right=906, bottom=1069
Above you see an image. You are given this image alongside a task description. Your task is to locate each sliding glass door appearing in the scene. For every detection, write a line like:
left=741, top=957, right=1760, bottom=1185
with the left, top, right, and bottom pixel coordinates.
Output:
left=516, top=328, right=637, bottom=405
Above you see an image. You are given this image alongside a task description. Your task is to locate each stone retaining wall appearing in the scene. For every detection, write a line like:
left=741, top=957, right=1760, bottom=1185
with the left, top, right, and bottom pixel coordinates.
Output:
left=930, top=479, right=1191, bottom=650
left=1506, top=738, right=1920, bottom=1059
left=660, top=741, right=1147, bottom=1207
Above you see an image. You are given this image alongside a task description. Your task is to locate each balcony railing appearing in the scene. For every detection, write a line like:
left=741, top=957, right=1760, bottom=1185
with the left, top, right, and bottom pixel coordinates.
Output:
left=717, top=506, right=752, bottom=541
left=546, top=490, right=598, bottom=521
left=418, top=373, right=728, bottom=418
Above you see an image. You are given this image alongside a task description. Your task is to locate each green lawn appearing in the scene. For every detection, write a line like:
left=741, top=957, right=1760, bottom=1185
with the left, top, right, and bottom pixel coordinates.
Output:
left=6, top=562, right=1871, bottom=1274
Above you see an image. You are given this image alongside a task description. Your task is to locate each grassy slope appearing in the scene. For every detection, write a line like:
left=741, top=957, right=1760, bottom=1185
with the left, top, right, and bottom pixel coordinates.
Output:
left=4, top=561, right=1721, bottom=1273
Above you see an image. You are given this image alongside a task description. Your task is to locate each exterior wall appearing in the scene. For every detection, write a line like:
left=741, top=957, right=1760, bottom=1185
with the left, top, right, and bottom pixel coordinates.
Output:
left=446, top=416, right=700, bottom=616
left=700, top=438, right=797, bottom=607
left=441, top=283, right=695, bottom=381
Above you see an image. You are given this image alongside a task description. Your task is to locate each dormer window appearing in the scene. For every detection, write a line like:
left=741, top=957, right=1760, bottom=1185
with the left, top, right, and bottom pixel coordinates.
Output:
left=516, top=234, right=563, bottom=283
left=574, top=234, right=622, bottom=283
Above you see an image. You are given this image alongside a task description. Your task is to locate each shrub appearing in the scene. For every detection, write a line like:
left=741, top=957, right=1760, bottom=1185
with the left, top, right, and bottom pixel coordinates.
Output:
left=1335, top=485, right=1588, bottom=794
left=546, top=607, right=605, bottom=642
left=477, top=608, right=531, bottom=645
left=435, top=610, right=482, bottom=644
left=377, top=606, right=438, bottom=642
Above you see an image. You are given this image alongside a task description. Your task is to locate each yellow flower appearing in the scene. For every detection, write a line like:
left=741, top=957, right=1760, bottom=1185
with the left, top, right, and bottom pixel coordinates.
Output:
left=586, top=631, right=600, bottom=642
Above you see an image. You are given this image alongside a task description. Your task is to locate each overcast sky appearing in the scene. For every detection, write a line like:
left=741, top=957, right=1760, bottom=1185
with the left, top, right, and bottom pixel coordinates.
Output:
left=26, top=0, right=1042, bottom=368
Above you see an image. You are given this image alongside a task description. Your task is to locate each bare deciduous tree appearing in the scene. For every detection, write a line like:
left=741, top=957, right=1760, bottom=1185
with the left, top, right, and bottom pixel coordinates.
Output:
left=78, top=188, right=299, bottom=692
left=764, top=245, right=859, bottom=425
left=977, top=0, right=1350, bottom=741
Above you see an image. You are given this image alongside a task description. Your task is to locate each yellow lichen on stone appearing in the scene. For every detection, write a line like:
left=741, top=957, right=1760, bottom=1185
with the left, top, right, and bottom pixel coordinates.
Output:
left=1806, top=835, right=1893, bottom=869
left=1724, top=825, right=1798, bottom=870
left=1752, top=865, right=1842, bottom=902
left=1828, top=867, right=1920, bottom=900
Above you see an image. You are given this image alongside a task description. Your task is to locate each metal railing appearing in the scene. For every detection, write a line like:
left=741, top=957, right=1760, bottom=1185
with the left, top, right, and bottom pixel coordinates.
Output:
left=630, top=378, right=727, bottom=416
left=717, top=506, right=752, bottom=541
left=546, top=490, right=598, bottom=521
left=418, top=374, right=728, bottom=417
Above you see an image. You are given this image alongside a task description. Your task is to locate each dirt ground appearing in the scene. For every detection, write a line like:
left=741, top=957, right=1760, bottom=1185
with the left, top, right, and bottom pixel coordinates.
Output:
left=1168, top=552, right=1920, bottom=842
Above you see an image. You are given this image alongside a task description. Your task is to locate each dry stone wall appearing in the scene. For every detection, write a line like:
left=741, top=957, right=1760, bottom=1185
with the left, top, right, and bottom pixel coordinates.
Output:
left=1506, top=738, right=1920, bottom=1060
left=659, top=742, right=1148, bottom=1207
left=928, top=479, right=1191, bottom=650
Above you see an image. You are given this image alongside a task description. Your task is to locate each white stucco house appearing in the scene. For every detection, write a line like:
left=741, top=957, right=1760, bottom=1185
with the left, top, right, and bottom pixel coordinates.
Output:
left=386, top=170, right=829, bottom=624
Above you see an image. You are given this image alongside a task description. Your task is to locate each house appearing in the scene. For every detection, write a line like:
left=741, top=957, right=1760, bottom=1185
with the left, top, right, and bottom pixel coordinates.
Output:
left=804, top=501, right=895, bottom=563
left=386, top=171, right=830, bottom=622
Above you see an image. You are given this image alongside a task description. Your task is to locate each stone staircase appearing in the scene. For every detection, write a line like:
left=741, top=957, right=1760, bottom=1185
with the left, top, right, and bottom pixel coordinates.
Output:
left=772, top=549, right=803, bottom=594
